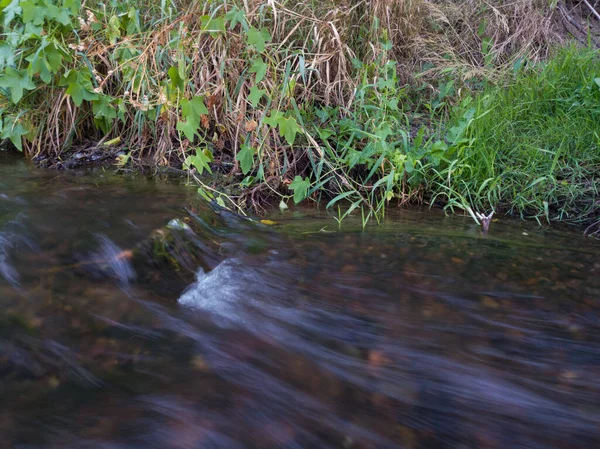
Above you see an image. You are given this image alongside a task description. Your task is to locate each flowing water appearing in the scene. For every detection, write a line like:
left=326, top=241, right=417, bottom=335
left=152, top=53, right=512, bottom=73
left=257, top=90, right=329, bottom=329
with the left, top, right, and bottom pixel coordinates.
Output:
left=1, top=152, right=600, bottom=449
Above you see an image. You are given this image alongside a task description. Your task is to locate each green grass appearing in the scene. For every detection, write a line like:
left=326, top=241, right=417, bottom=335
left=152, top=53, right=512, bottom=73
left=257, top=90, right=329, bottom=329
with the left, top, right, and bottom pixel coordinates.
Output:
left=427, top=46, right=600, bottom=226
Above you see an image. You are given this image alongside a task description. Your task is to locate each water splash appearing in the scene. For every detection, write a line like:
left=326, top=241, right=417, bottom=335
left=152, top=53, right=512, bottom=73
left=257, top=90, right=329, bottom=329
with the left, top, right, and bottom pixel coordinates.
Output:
left=91, top=234, right=136, bottom=287
left=0, top=232, right=19, bottom=285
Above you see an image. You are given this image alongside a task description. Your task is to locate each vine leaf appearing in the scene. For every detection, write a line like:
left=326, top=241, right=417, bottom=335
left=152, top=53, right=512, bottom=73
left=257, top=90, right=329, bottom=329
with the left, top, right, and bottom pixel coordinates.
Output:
left=176, top=96, right=208, bottom=141
left=263, top=111, right=283, bottom=128
left=92, top=95, right=117, bottom=133
left=0, top=42, right=15, bottom=70
left=289, top=176, right=310, bottom=204
left=0, top=115, right=29, bottom=151
left=278, top=116, right=299, bottom=145
left=184, top=148, right=212, bottom=175
left=200, top=15, right=225, bottom=35
left=263, top=113, right=300, bottom=146
left=20, top=0, right=47, bottom=26
left=26, top=43, right=63, bottom=83
left=225, top=6, right=247, bottom=31
left=61, top=70, right=98, bottom=106
left=0, top=67, right=36, bottom=103
left=187, top=96, right=208, bottom=116
left=247, top=27, right=271, bottom=53
left=236, top=144, right=254, bottom=174
left=248, top=85, right=265, bottom=108
left=176, top=120, right=197, bottom=142
left=249, top=58, right=267, bottom=83
left=92, top=95, right=117, bottom=119
left=167, top=66, right=185, bottom=91
left=1, top=0, right=22, bottom=27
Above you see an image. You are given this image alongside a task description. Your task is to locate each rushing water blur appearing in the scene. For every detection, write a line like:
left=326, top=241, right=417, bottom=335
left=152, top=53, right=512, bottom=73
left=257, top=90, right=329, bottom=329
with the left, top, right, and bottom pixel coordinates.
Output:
left=1, top=153, right=600, bottom=449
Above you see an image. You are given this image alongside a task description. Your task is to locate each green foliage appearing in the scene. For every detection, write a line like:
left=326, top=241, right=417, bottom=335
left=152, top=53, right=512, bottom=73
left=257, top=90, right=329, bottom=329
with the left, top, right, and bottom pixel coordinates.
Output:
left=0, top=68, right=35, bottom=103
left=264, top=112, right=300, bottom=145
left=61, top=69, right=98, bottom=106
left=0, top=113, right=28, bottom=151
left=246, top=27, right=271, bottom=53
left=184, top=147, right=212, bottom=175
left=225, top=6, right=247, bottom=31
left=176, top=96, right=208, bottom=141
left=249, top=57, right=267, bottom=83
left=25, top=40, right=65, bottom=83
left=308, top=46, right=432, bottom=222
left=0, top=0, right=81, bottom=149
left=236, top=144, right=254, bottom=175
left=200, top=15, right=225, bottom=34
left=248, top=85, right=265, bottom=108
left=289, top=176, right=310, bottom=204
left=427, top=46, right=600, bottom=224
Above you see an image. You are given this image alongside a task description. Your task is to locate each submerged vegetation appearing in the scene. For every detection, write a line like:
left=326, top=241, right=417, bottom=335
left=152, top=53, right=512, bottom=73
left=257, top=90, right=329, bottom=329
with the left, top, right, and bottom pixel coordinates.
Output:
left=0, top=0, right=599, bottom=229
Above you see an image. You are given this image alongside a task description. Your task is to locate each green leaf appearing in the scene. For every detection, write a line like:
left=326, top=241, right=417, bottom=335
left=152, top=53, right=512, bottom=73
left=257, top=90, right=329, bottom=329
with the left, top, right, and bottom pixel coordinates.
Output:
left=92, top=95, right=117, bottom=120
left=289, top=176, right=310, bottom=204
left=124, top=7, right=141, bottom=34
left=0, top=115, right=28, bottom=151
left=225, top=6, right=247, bottom=31
left=595, top=78, right=600, bottom=89
left=263, top=111, right=283, bottom=127
left=62, top=0, right=80, bottom=15
left=0, top=42, right=15, bottom=70
left=246, top=27, right=271, bottom=53
left=248, top=85, right=265, bottom=108
left=315, top=108, right=329, bottom=123
left=51, top=5, right=70, bottom=25
left=177, top=96, right=208, bottom=141
left=21, top=0, right=47, bottom=25
left=48, top=45, right=64, bottom=70
left=1, top=0, right=21, bottom=26
left=67, top=82, right=98, bottom=106
left=187, top=95, right=208, bottom=116
left=0, top=68, right=36, bottom=103
left=168, top=66, right=185, bottom=91
left=249, top=58, right=267, bottom=83
left=240, top=175, right=254, bottom=187
left=61, top=70, right=98, bottom=106
left=29, top=54, right=52, bottom=83
left=116, top=98, right=126, bottom=123
left=278, top=116, right=299, bottom=145
left=176, top=119, right=198, bottom=141
left=184, top=148, right=213, bottom=175
left=26, top=42, right=63, bottom=84
left=326, top=190, right=355, bottom=209
left=107, top=15, right=121, bottom=44
left=236, top=144, right=254, bottom=174
left=201, top=15, right=226, bottom=34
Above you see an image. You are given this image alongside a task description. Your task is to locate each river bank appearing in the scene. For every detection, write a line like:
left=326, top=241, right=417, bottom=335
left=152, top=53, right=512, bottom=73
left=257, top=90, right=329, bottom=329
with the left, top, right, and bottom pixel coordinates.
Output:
left=1, top=0, right=600, bottom=231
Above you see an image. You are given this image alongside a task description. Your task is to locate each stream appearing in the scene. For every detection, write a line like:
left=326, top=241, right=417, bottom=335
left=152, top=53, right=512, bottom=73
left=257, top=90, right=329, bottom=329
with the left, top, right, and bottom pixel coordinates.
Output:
left=1, top=152, right=599, bottom=449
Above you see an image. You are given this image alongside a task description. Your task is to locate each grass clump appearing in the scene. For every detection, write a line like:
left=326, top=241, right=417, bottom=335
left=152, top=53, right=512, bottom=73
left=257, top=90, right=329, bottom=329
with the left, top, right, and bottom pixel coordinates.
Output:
left=428, top=46, right=600, bottom=228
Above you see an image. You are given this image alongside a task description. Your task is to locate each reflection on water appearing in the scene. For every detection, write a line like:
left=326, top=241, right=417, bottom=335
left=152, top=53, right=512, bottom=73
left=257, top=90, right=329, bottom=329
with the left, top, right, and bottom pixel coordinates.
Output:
left=1, top=153, right=600, bottom=449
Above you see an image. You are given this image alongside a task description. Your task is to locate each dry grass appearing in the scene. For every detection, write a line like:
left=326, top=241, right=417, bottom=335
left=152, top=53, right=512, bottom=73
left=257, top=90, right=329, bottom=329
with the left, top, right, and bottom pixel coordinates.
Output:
left=19, top=0, right=562, bottom=155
